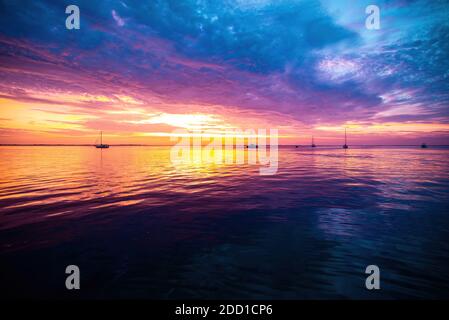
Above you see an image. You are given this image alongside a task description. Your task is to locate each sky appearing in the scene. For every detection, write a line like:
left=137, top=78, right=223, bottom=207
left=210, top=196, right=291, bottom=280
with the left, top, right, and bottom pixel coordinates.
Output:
left=0, top=0, right=449, bottom=145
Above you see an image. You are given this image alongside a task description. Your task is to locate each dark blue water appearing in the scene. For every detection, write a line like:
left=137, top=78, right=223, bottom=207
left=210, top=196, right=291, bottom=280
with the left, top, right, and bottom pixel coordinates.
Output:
left=1, top=146, right=449, bottom=299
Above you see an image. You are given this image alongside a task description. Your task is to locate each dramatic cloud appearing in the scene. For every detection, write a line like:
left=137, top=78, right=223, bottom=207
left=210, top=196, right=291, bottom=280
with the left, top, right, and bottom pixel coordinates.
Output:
left=0, top=0, right=448, bottom=144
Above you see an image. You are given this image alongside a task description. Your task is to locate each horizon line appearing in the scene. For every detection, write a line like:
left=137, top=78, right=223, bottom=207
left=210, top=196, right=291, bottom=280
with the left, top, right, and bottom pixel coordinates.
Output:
left=1, top=144, right=448, bottom=147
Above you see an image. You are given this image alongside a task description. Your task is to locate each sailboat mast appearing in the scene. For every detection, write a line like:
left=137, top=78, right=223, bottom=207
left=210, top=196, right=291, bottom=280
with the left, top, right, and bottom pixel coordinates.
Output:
left=345, top=128, right=347, bottom=145
left=101, top=131, right=102, bottom=145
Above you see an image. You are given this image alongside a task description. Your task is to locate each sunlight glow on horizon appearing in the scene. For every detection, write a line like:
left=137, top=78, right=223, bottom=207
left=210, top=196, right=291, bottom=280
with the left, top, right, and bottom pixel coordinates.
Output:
left=1, top=89, right=447, bottom=145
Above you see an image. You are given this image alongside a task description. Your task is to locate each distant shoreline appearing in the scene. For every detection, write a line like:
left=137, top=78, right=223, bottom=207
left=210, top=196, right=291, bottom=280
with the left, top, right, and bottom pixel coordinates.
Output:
left=1, top=144, right=449, bottom=147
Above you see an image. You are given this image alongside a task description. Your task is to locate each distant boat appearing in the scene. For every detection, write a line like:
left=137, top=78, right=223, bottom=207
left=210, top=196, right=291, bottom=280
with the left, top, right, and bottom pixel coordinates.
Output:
left=342, top=128, right=349, bottom=149
left=311, top=136, right=316, bottom=148
left=95, top=131, right=109, bottom=149
left=246, top=144, right=258, bottom=149
left=421, top=143, right=428, bottom=149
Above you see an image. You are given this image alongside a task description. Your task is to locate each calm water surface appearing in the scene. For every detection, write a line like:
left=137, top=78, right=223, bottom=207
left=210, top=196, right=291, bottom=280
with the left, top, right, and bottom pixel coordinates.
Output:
left=1, top=146, right=449, bottom=299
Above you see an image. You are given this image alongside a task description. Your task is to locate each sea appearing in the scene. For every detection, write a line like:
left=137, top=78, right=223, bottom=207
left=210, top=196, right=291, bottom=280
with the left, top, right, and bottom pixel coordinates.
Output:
left=1, top=145, right=449, bottom=299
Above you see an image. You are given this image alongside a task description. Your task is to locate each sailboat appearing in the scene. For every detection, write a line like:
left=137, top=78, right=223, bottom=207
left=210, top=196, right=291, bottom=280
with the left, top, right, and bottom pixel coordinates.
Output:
left=342, top=128, right=349, bottom=149
left=95, top=131, right=109, bottom=149
left=311, top=136, right=316, bottom=148
left=421, top=143, right=428, bottom=148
